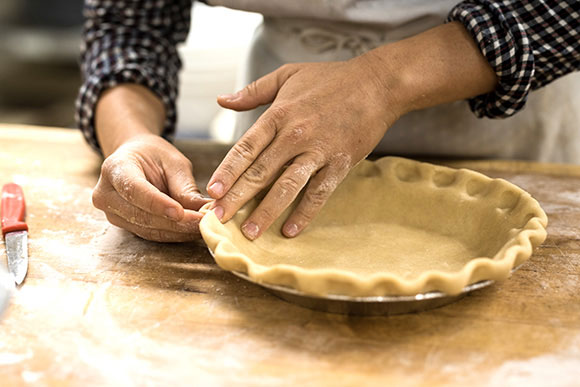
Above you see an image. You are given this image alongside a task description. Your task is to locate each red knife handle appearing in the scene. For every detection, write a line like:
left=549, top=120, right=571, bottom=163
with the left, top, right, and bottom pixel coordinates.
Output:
left=1, top=183, right=28, bottom=238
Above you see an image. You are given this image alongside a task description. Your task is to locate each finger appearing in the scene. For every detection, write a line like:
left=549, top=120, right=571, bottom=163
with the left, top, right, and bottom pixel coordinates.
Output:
left=165, top=162, right=212, bottom=211
left=93, top=187, right=203, bottom=234
left=217, top=64, right=299, bottom=111
left=282, top=165, right=349, bottom=238
left=210, top=133, right=305, bottom=223
left=239, top=155, right=320, bottom=240
left=206, top=106, right=285, bottom=200
left=104, top=157, right=185, bottom=221
left=105, top=213, right=199, bottom=243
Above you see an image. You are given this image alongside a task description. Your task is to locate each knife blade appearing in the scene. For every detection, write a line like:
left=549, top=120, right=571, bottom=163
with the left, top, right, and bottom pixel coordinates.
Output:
left=1, top=183, right=28, bottom=285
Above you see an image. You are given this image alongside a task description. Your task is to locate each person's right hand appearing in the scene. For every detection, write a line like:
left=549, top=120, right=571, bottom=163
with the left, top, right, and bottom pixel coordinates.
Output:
left=92, top=133, right=210, bottom=242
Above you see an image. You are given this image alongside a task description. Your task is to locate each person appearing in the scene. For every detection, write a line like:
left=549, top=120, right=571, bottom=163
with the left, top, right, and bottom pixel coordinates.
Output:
left=76, top=0, right=580, bottom=243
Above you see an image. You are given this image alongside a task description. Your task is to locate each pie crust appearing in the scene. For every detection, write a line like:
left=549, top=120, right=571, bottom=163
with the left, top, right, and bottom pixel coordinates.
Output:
left=200, top=157, right=548, bottom=297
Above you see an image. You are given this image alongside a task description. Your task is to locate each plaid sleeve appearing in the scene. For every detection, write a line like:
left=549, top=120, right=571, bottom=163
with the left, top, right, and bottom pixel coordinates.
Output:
left=75, top=0, right=193, bottom=152
left=447, top=0, right=580, bottom=118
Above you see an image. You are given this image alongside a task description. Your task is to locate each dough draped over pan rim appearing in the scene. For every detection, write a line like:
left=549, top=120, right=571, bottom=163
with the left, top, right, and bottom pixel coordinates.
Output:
left=200, top=157, right=548, bottom=297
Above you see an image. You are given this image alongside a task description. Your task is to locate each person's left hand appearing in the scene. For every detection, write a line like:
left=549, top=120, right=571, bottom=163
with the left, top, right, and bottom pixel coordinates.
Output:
left=207, top=55, right=403, bottom=240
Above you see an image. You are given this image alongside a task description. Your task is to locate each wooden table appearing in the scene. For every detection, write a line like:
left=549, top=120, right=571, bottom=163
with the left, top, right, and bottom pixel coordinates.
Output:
left=0, top=124, right=579, bottom=386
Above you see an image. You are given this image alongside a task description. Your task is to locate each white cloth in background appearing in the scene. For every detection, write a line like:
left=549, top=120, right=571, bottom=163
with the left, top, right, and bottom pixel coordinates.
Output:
left=208, top=0, right=580, bottom=163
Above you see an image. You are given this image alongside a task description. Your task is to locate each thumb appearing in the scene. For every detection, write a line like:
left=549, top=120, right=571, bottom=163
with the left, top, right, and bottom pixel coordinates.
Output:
left=167, top=168, right=211, bottom=211
left=217, top=64, right=299, bottom=111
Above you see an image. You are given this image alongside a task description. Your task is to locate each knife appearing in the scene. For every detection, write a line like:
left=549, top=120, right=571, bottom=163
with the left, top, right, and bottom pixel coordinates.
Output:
left=1, top=183, right=28, bottom=285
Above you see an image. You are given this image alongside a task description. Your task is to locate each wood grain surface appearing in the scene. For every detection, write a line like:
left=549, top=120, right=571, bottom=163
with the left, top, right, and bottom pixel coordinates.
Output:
left=0, top=124, right=578, bottom=386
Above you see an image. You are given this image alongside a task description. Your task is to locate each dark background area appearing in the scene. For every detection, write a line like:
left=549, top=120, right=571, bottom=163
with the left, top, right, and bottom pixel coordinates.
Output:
left=0, top=0, right=83, bottom=128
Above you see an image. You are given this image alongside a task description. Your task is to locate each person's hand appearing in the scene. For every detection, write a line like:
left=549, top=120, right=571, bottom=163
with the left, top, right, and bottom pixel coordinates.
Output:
left=92, top=134, right=210, bottom=242
left=206, top=22, right=498, bottom=241
left=207, top=55, right=402, bottom=240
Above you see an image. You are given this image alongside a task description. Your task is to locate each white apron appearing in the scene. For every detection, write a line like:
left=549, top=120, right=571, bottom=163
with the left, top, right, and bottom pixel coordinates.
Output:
left=207, top=0, right=580, bottom=163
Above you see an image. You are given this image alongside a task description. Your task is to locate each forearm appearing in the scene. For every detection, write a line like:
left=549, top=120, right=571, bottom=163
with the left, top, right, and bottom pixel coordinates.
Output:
left=448, top=0, right=579, bottom=118
left=95, top=84, right=166, bottom=157
left=76, top=0, right=193, bottom=153
left=361, top=21, right=498, bottom=117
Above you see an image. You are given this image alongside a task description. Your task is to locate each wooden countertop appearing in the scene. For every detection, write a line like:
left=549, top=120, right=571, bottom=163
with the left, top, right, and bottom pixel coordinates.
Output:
left=0, top=124, right=579, bottom=386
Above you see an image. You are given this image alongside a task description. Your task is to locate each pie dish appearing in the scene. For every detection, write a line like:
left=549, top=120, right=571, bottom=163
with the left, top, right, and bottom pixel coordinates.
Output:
left=200, top=157, right=548, bottom=297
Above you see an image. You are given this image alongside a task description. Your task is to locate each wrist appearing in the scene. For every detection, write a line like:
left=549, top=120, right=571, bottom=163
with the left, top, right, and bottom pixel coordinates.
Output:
left=95, top=84, right=166, bottom=157
left=350, top=51, right=408, bottom=129
left=358, top=22, right=497, bottom=117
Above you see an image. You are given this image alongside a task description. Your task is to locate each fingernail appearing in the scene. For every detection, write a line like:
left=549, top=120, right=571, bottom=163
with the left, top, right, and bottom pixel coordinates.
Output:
left=208, top=181, right=224, bottom=197
left=284, top=223, right=299, bottom=237
left=165, top=207, right=180, bottom=220
left=213, top=206, right=224, bottom=220
left=242, top=222, right=259, bottom=240
left=218, top=92, right=240, bottom=102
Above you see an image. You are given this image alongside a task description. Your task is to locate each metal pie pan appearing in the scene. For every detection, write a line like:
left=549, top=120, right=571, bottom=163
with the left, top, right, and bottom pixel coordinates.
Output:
left=231, top=270, right=494, bottom=316
left=209, top=248, right=516, bottom=315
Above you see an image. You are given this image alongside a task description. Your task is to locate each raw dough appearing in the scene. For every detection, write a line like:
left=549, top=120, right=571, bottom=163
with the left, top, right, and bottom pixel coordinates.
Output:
left=200, top=157, right=548, bottom=296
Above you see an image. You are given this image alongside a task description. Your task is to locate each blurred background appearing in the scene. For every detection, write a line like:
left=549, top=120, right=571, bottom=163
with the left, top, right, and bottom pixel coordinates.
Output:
left=0, top=0, right=261, bottom=139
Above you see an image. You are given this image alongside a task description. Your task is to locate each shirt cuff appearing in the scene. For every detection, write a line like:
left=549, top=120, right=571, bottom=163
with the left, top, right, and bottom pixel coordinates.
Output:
left=447, top=1, right=534, bottom=118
